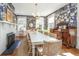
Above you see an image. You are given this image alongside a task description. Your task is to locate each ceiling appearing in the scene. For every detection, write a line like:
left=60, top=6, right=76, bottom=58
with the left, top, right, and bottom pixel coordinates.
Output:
left=13, top=3, right=67, bottom=16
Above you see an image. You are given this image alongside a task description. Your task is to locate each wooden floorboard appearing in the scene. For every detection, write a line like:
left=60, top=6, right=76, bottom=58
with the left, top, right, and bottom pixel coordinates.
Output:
left=61, top=45, right=79, bottom=56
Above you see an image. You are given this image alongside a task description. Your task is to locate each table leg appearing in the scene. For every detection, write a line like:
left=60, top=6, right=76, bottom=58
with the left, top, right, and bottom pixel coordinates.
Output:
left=32, top=45, right=35, bottom=56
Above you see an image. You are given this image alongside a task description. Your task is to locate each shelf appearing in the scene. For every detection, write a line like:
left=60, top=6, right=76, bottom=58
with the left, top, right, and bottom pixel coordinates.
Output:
left=0, top=3, right=16, bottom=25
left=0, top=21, right=16, bottom=25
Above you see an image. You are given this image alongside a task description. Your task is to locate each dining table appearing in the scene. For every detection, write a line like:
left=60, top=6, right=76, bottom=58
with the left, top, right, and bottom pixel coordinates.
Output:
left=28, top=31, right=62, bottom=56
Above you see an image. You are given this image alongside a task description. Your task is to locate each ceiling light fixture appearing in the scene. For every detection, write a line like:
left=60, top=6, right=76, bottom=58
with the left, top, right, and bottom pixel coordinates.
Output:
left=32, top=3, right=40, bottom=19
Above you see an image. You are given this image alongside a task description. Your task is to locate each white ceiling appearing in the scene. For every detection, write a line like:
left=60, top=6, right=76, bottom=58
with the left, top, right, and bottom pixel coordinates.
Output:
left=13, top=3, right=67, bottom=16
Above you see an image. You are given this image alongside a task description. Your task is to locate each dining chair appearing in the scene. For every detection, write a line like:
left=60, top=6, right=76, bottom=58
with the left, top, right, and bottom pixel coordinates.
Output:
left=35, top=41, right=62, bottom=56
left=26, top=33, right=32, bottom=56
left=49, top=33, right=57, bottom=38
left=35, top=44, right=44, bottom=56
left=43, top=41, right=62, bottom=56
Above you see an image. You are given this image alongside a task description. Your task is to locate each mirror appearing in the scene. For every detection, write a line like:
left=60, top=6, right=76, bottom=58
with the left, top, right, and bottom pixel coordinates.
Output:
left=29, top=23, right=33, bottom=28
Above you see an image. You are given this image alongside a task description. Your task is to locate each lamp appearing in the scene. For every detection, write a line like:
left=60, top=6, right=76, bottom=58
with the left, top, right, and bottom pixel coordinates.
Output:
left=32, top=3, right=40, bottom=19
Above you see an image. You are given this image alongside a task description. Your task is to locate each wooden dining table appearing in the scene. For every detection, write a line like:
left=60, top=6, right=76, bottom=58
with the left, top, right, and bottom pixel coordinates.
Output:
left=28, top=31, right=62, bottom=56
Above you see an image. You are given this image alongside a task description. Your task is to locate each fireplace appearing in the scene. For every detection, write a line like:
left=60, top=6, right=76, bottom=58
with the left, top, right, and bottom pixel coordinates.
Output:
left=7, top=32, right=15, bottom=49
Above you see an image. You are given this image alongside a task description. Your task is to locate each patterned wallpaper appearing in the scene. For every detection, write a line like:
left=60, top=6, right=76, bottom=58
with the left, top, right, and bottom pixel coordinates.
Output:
left=27, top=16, right=36, bottom=30
left=54, top=3, right=77, bottom=28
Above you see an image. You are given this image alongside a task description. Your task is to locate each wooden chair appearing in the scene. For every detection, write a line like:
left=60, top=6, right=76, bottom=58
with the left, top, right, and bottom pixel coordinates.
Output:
left=26, top=33, right=32, bottom=56
left=35, top=44, right=44, bottom=56
left=35, top=41, right=62, bottom=56
left=45, top=41, right=61, bottom=56
left=49, top=33, right=57, bottom=38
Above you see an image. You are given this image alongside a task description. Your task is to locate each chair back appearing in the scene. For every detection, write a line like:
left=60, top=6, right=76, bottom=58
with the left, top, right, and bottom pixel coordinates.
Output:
left=43, top=41, right=62, bottom=56
left=26, top=33, right=32, bottom=56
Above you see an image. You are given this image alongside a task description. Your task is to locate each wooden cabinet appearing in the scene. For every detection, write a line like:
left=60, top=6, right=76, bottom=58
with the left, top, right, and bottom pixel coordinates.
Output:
left=61, top=29, right=70, bottom=47
left=50, top=28, right=77, bottom=48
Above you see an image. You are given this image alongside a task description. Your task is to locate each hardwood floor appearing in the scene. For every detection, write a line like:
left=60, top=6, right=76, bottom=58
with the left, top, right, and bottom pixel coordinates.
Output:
left=61, top=45, right=79, bottom=56
left=15, top=37, right=79, bottom=56
left=16, top=36, right=28, bottom=56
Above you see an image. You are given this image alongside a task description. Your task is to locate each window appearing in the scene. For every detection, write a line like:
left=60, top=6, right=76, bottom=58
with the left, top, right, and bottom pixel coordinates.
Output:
left=48, top=14, right=55, bottom=29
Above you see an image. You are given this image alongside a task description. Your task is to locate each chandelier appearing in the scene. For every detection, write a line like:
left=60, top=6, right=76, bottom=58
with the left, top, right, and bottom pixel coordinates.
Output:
left=32, top=3, right=40, bottom=19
